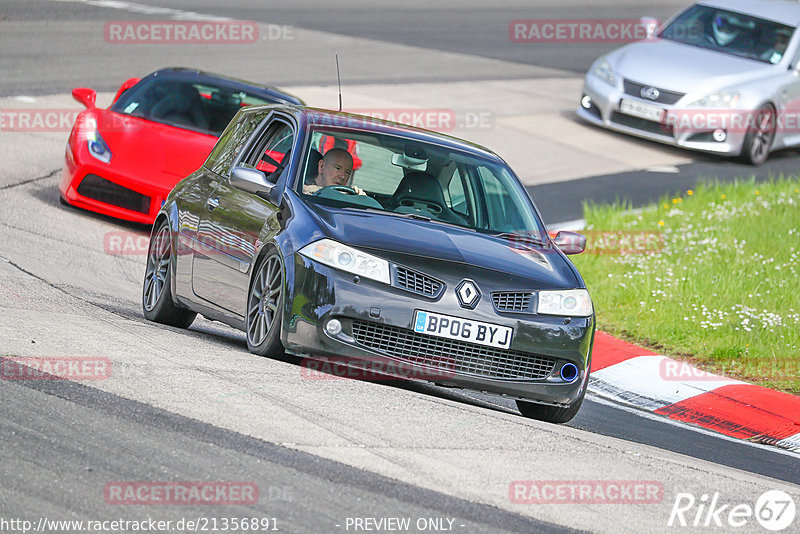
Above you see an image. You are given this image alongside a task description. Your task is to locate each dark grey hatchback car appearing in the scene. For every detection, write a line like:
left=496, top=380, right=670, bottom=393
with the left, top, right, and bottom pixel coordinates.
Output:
left=142, top=105, right=595, bottom=423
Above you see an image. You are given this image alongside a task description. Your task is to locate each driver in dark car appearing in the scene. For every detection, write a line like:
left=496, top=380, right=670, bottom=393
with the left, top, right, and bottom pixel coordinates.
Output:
left=303, top=148, right=365, bottom=195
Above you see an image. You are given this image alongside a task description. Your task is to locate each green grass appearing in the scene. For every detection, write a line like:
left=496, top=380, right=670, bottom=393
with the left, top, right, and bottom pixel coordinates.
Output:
left=571, top=177, right=800, bottom=394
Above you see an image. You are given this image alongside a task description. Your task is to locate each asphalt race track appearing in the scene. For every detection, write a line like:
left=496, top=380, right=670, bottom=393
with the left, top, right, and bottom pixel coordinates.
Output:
left=1, top=2, right=798, bottom=533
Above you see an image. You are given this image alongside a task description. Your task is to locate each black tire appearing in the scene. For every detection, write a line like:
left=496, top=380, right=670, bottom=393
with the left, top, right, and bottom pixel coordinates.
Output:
left=246, top=249, right=285, bottom=357
left=516, top=380, right=587, bottom=424
left=740, top=104, right=776, bottom=166
left=142, top=220, right=196, bottom=328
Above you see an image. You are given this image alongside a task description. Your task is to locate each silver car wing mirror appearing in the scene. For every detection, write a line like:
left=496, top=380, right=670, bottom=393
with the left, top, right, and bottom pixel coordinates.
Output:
left=553, top=231, right=587, bottom=255
left=230, top=166, right=275, bottom=195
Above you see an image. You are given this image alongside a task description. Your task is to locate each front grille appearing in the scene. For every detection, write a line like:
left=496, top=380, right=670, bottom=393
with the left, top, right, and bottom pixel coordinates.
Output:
left=393, top=266, right=443, bottom=298
left=623, top=79, right=685, bottom=105
left=492, top=292, right=534, bottom=313
left=76, top=174, right=151, bottom=214
left=351, top=320, right=556, bottom=380
left=611, top=111, right=674, bottom=137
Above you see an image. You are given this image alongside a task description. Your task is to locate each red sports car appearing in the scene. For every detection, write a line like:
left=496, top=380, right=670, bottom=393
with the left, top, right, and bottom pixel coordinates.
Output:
left=60, top=68, right=304, bottom=224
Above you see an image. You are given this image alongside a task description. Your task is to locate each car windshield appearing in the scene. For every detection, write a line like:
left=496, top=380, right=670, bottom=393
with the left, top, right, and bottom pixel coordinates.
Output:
left=110, top=76, right=276, bottom=135
left=298, top=127, right=547, bottom=241
left=659, top=4, right=795, bottom=64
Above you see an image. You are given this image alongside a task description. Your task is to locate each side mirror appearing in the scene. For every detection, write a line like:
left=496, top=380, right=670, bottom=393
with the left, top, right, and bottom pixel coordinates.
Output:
left=230, top=166, right=275, bottom=195
left=72, top=88, right=96, bottom=109
left=112, top=77, right=140, bottom=104
left=553, top=231, right=586, bottom=255
left=640, top=16, right=659, bottom=40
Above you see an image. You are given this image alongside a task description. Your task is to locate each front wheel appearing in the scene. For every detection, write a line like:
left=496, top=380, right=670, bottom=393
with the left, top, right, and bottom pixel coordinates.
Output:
left=740, top=104, right=776, bottom=166
left=142, top=220, right=196, bottom=328
left=516, top=381, right=587, bottom=424
left=246, top=250, right=285, bottom=357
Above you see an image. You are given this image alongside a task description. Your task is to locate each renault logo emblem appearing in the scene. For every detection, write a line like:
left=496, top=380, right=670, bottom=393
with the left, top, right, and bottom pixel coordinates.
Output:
left=640, top=86, right=660, bottom=101
left=455, top=279, right=481, bottom=309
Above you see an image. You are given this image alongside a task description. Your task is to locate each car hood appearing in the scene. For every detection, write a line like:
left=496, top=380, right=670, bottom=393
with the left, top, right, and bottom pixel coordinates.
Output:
left=93, top=109, right=217, bottom=192
left=607, top=39, right=774, bottom=96
left=308, top=205, right=580, bottom=289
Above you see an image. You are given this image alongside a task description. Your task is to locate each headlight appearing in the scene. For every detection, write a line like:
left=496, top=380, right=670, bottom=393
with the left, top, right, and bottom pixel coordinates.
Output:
left=298, top=239, right=390, bottom=284
left=85, top=119, right=112, bottom=164
left=690, top=90, right=740, bottom=108
left=592, top=60, right=617, bottom=86
left=537, top=289, right=593, bottom=317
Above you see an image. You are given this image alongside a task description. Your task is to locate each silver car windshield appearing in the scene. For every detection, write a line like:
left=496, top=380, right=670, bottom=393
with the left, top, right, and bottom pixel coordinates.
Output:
left=299, top=128, right=546, bottom=241
left=659, top=4, right=795, bottom=65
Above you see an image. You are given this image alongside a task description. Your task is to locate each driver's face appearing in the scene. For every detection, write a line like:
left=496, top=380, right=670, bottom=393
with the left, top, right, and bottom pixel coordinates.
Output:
left=317, top=152, right=353, bottom=187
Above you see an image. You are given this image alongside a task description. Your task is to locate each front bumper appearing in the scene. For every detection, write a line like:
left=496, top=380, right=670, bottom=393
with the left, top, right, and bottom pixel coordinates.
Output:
left=282, top=254, right=594, bottom=407
left=60, top=146, right=170, bottom=225
left=577, top=73, right=747, bottom=157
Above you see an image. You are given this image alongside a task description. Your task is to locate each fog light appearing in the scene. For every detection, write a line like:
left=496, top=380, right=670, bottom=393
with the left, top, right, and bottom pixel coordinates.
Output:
left=325, top=319, right=342, bottom=336
left=712, top=129, right=727, bottom=142
left=581, top=95, right=592, bottom=109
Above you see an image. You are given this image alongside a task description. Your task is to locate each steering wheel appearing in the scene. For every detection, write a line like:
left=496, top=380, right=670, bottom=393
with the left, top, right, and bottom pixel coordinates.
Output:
left=314, top=185, right=358, bottom=195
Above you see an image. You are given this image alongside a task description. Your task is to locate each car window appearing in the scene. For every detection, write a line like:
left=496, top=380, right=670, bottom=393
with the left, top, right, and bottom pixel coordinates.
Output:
left=110, top=76, right=278, bottom=135
left=446, top=167, right=469, bottom=216
left=205, top=109, right=266, bottom=177
left=242, top=121, right=294, bottom=182
left=659, top=5, right=795, bottom=64
left=297, top=127, right=545, bottom=240
left=474, top=166, right=529, bottom=233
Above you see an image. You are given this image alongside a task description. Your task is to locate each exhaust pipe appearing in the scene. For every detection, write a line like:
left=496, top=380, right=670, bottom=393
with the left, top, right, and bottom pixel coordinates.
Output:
left=560, top=363, right=579, bottom=383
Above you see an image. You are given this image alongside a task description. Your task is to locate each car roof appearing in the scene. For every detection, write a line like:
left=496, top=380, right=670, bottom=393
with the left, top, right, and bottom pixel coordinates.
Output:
left=148, top=67, right=304, bottom=105
left=275, top=106, right=504, bottom=162
left=698, top=0, right=800, bottom=26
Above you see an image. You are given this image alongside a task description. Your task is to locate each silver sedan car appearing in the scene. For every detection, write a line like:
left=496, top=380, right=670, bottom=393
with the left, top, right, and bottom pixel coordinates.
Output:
left=578, top=0, right=800, bottom=165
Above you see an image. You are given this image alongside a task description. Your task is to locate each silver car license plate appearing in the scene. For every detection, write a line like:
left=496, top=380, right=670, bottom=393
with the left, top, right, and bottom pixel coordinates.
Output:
left=619, top=99, right=665, bottom=122
left=413, top=310, right=512, bottom=349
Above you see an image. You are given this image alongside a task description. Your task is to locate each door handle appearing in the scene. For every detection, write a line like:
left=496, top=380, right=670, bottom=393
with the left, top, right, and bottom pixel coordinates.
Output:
left=207, top=197, right=219, bottom=210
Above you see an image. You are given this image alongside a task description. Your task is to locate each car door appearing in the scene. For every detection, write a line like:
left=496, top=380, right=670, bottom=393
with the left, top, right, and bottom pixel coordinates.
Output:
left=191, top=114, right=296, bottom=317
left=174, top=107, right=267, bottom=299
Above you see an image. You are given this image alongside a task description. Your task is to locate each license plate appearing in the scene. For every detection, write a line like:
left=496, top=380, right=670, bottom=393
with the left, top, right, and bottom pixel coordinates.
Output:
left=413, top=310, right=513, bottom=349
left=619, top=99, right=664, bottom=122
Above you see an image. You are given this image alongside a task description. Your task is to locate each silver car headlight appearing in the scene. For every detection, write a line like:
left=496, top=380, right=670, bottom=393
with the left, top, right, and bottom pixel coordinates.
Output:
left=537, top=289, right=593, bottom=317
left=299, top=239, right=390, bottom=284
left=593, top=60, right=617, bottom=86
left=690, top=90, right=740, bottom=108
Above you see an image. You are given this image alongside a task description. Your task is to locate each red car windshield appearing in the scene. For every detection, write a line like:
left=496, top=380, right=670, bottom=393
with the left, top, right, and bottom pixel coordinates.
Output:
left=110, top=77, right=275, bottom=135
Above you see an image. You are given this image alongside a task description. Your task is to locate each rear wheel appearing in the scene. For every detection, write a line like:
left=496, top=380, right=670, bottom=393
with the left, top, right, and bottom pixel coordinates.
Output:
left=246, top=250, right=285, bottom=357
left=516, top=380, right=587, bottom=424
left=740, top=104, right=776, bottom=165
left=142, top=220, right=196, bottom=328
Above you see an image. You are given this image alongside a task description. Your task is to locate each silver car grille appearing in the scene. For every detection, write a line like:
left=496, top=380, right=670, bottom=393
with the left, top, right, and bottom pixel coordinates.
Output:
left=623, top=79, right=685, bottom=105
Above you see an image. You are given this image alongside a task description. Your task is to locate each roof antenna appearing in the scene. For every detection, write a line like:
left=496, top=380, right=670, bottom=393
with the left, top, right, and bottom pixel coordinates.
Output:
left=335, top=52, right=343, bottom=112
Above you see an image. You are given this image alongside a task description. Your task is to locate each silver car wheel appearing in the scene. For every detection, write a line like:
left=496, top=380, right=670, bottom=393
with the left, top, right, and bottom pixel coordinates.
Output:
left=247, top=254, right=282, bottom=347
left=746, top=105, right=776, bottom=165
left=143, top=224, right=171, bottom=312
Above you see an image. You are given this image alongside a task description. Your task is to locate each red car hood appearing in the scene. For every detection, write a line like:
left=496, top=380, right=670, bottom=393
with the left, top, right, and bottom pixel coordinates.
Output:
left=94, top=109, right=217, bottom=193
